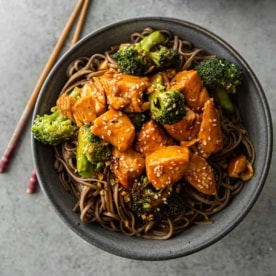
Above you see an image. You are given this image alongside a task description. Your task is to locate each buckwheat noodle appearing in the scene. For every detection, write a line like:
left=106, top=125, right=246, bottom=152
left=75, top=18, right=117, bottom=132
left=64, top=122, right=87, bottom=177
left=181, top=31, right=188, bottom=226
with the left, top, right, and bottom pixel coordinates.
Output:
left=53, top=28, right=255, bottom=239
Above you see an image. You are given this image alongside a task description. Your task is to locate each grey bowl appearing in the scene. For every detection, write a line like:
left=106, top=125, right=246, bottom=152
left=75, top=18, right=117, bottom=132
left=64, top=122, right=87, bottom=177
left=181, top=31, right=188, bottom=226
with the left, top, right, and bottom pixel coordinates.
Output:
left=32, top=17, right=272, bottom=260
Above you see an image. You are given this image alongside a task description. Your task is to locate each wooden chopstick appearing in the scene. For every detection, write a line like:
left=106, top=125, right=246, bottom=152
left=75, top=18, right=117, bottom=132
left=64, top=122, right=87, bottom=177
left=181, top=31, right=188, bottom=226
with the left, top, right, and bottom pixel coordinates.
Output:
left=26, top=0, right=91, bottom=194
left=72, top=0, right=90, bottom=45
left=26, top=170, right=37, bottom=194
left=0, top=0, right=86, bottom=173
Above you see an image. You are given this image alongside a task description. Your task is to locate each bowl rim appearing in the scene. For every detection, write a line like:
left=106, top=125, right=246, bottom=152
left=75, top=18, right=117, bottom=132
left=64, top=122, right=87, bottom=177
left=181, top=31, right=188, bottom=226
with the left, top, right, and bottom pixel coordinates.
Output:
left=32, top=16, right=273, bottom=260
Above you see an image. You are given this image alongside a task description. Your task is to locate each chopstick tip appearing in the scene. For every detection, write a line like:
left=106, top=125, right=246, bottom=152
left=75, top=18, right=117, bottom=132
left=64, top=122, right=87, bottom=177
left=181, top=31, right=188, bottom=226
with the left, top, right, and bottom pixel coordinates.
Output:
left=0, top=158, right=8, bottom=173
left=26, top=170, right=38, bottom=194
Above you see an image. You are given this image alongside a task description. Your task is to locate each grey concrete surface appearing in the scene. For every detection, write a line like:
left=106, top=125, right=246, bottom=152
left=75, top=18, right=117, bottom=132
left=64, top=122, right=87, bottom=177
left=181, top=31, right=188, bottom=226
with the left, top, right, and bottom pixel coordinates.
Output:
left=0, top=0, right=275, bottom=275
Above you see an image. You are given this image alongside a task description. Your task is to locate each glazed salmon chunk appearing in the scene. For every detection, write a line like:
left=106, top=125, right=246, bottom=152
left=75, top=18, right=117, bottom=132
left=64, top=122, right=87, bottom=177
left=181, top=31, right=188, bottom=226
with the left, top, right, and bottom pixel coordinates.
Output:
left=98, top=69, right=149, bottom=112
left=72, top=96, right=97, bottom=126
left=56, top=92, right=77, bottom=122
left=184, top=152, right=217, bottom=195
left=163, top=107, right=201, bottom=141
left=111, top=148, right=145, bottom=189
left=91, top=108, right=135, bottom=151
left=146, top=146, right=190, bottom=189
left=57, top=80, right=106, bottom=127
left=81, top=79, right=107, bottom=115
left=198, top=98, right=223, bottom=157
left=169, top=70, right=209, bottom=112
left=135, top=120, right=174, bottom=155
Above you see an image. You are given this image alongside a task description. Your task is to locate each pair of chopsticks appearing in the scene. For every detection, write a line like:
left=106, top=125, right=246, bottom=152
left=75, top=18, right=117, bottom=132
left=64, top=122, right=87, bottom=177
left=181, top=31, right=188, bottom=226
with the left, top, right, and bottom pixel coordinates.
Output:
left=0, top=0, right=91, bottom=193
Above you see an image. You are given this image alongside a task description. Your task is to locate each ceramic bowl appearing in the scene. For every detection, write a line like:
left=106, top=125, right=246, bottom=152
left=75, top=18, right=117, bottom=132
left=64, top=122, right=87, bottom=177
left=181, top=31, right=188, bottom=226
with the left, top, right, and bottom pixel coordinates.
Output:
left=32, top=17, right=272, bottom=260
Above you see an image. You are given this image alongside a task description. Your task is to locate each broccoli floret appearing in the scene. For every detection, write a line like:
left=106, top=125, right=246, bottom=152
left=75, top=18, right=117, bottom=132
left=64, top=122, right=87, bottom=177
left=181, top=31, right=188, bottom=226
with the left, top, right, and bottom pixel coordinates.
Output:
left=195, top=57, right=243, bottom=112
left=195, top=57, right=243, bottom=93
left=126, top=112, right=147, bottom=130
left=31, top=106, right=77, bottom=145
left=131, top=176, right=173, bottom=219
left=113, top=47, right=150, bottom=76
left=150, top=91, right=185, bottom=125
left=161, top=190, right=186, bottom=218
left=131, top=177, right=185, bottom=220
left=149, top=73, right=185, bottom=125
left=149, top=46, right=181, bottom=69
left=76, top=125, right=112, bottom=178
left=113, top=30, right=166, bottom=75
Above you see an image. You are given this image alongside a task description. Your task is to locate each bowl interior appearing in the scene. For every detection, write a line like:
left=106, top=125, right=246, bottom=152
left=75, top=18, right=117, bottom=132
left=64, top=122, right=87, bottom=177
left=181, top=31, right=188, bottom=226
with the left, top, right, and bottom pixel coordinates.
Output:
left=32, top=17, right=272, bottom=260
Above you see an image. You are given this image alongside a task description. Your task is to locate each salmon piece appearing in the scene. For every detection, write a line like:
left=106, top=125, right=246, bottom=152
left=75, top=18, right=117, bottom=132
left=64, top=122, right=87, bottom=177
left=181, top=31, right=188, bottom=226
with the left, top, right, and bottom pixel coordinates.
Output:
left=146, top=146, right=190, bottom=189
left=163, top=107, right=201, bottom=141
left=81, top=79, right=107, bottom=115
left=198, top=98, right=223, bottom=157
left=56, top=90, right=80, bottom=122
left=180, top=138, right=200, bottom=148
left=111, top=147, right=145, bottom=189
left=227, top=155, right=254, bottom=181
left=56, top=93, right=76, bottom=122
left=135, top=120, right=174, bottom=156
left=91, top=108, right=135, bottom=151
left=170, top=70, right=209, bottom=112
left=184, top=152, right=217, bottom=195
left=98, top=69, right=149, bottom=112
left=72, top=96, right=97, bottom=127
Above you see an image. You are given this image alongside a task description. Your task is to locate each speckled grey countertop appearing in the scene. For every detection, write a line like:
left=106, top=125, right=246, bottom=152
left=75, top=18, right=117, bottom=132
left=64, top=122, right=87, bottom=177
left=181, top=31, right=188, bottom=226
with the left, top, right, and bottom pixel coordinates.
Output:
left=0, top=1, right=275, bottom=275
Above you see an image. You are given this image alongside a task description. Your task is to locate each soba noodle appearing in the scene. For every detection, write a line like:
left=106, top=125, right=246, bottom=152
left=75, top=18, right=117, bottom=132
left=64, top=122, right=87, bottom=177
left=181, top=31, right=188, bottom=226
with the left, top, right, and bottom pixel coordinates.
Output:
left=53, top=28, right=255, bottom=239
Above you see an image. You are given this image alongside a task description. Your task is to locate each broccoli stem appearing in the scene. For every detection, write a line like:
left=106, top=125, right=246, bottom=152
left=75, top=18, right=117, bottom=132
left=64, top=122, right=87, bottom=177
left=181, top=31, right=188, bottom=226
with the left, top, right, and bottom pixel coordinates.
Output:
left=76, top=153, right=94, bottom=178
left=214, top=87, right=235, bottom=113
left=76, top=125, right=94, bottom=178
left=150, top=72, right=166, bottom=92
left=135, top=31, right=166, bottom=52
